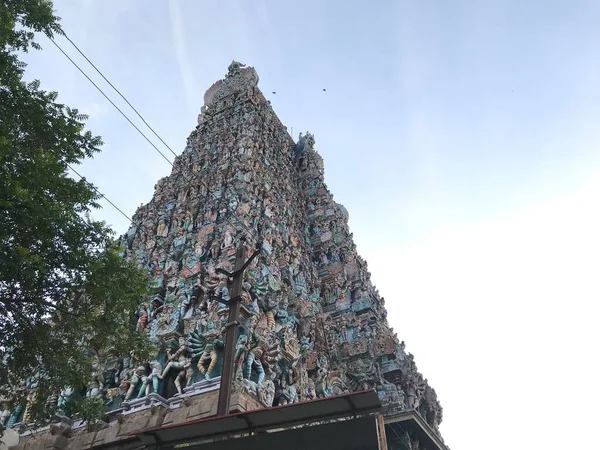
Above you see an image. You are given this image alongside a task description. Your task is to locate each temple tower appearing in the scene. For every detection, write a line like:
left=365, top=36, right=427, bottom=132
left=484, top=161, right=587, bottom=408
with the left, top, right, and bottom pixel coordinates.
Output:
left=9, top=62, right=446, bottom=450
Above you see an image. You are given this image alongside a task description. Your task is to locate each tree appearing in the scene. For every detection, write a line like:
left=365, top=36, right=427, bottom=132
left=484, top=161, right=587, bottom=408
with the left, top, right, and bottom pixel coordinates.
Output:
left=0, top=0, right=151, bottom=423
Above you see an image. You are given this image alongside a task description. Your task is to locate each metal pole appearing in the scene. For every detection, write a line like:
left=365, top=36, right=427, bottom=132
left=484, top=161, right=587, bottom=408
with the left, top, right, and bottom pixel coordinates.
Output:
left=376, top=413, right=388, bottom=450
left=216, top=241, right=246, bottom=416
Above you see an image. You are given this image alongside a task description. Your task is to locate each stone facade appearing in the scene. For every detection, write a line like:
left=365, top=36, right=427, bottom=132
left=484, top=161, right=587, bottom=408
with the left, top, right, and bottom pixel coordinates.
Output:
left=3, top=62, right=444, bottom=450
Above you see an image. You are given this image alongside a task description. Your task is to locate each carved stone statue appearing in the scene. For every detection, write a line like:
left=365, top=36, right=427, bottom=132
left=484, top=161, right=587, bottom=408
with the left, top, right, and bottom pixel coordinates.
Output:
left=139, top=361, right=162, bottom=397
left=124, top=366, right=147, bottom=401
left=243, top=330, right=266, bottom=385
left=190, top=324, right=224, bottom=380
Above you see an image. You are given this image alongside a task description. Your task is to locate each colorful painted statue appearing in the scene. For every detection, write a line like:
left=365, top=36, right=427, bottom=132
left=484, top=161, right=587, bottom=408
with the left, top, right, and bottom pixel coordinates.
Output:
left=260, top=294, right=279, bottom=331
left=189, top=324, right=224, bottom=380
left=258, top=376, right=276, bottom=406
left=86, top=358, right=105, bottom=398
left=243, top=329, right=267, bottom=385
left=6, top=405, right=23, bottom=429
left=161, top=356, right=191, bottom=395
left=161, top=337, right=188, bottom=376
left=57, top=387, right=73, bottom=412
left=124, top=366, right=147, bottom=401
left=0, top=407, right=11, bottom=428
left=138, top=361, right=162, bottom=397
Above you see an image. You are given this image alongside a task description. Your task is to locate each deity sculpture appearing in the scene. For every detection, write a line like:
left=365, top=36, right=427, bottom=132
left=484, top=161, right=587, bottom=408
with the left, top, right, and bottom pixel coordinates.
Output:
left=274, top=377, right=291, bottom=406
left=243, top=329, right=267, bottom=385
left=0, top=407, right=10, bottom=427
left=294, top=132, right=315, bottom=168
left=156, top=216, right=169, bottom=237
left=221, top=226, right=235, bottom=250
left=190, top=324, right=224, bottom=380
left=138, top=361, right=162, bottom=397
left=86, top=358, right=105, bottom=398
left=57, top=387, right=73, bottom=413
left=6, top=405, right=23, bottom=429
left=124, top=366, right=147, bottom=401
left=258, top=374, right=276, bottom=406
left=136, top=302, right=152, bottom=332
left=260, top=294, right=279, bottom=330
left=161, top=355, right=191, bottom=396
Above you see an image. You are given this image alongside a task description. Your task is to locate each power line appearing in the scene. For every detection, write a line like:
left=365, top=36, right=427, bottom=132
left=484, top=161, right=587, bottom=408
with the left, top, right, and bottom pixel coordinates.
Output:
left=66, top=163, right=132, bottom=223
left=62, top=31, right=325, bottom=184
left=54, top=33, right=324, bottom=245
left=51, top=36, right=258, bottom=241
left=62, top=32, right=179, bottom=159
left=49, top=38, right=174, bottom=167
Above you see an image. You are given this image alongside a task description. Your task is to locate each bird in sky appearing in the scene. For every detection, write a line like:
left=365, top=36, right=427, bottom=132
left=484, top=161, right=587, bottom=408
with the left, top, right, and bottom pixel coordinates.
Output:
left=272, top=91, right=276, bottom=95
left=322, top=88, right=326, bottom=92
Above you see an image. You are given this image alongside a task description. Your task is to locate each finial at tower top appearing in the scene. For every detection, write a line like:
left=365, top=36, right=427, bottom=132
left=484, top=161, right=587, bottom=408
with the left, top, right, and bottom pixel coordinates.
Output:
left=203, top=61, right=259, bottom=108
left=227, top=60, right=246, bottom=75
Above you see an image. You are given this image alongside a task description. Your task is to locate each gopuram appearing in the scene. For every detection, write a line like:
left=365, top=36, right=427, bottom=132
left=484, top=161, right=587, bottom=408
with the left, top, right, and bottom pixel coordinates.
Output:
left=2, top=62, right=446, bottom=450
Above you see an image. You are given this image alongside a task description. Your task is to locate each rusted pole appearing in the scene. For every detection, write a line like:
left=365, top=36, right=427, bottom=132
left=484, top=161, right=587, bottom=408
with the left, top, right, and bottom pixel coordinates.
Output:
left=376, top=413, right=388, bottom=450
left=216, top=241, right=246, bottom=416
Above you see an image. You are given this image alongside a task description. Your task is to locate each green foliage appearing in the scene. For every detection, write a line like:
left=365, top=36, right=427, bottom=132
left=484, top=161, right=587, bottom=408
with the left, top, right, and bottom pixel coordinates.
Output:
left=0, top=0, right=152, bottom=422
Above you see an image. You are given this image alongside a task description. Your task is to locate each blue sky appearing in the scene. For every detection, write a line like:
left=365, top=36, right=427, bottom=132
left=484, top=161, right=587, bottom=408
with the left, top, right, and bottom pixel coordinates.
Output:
left=23, top=1, right=600, bottom=448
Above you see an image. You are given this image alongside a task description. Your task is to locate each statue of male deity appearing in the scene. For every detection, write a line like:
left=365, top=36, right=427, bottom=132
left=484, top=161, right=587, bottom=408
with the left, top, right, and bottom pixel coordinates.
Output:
left=190, top=324, right=225, bottom=380
left=124, top=366, right=147, bottom=401
left=294, top=131, right=314, bottom=169
left=86, top=358, right=105, bottom=398
left=258, top=374, right=276, bottom=406
left=138, top=361, right=162, bottom=397
left=0, top=406, right=10, bottom=427
left=57, top=387, right=73, bottom=412
left=160, top=337, right=189, bottom=385
left=243, top=329, right=267, bottom=385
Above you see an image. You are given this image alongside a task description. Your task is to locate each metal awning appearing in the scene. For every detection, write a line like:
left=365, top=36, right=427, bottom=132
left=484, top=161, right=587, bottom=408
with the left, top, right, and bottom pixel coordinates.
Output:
left=134, top=390, right=381, bottom=448
left=385, top=410, right=448, bottom=450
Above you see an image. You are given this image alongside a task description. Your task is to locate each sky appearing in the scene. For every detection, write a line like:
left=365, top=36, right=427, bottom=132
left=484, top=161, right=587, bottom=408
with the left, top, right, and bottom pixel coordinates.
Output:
left=21, top=0, right=600, bottom=448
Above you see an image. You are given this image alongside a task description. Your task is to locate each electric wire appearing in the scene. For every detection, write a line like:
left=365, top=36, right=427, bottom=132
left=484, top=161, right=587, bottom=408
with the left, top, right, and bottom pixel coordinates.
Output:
left=51, top=36, right=258, bottom=242
left=62, top=32, right=179, bottom=159
left=49, top=38, right=174, bottom=167
left=55, top=33, right=326, bottom=248
left=66, top=163, right=132, bottom=223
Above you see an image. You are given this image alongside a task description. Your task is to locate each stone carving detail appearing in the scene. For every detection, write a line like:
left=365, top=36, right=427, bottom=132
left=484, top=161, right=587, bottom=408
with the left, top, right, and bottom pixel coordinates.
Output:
left=4, top=62, right=443, bottom=439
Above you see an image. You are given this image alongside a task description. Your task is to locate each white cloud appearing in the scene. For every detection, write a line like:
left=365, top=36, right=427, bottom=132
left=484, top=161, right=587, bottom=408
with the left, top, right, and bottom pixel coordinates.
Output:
left=168, top=0, right=198, bottom=112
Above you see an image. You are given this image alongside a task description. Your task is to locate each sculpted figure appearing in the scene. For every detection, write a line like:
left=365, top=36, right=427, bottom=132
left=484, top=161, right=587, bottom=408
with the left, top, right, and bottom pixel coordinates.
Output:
left=221, top=226, right=234, bottom=250
left=305, top=377, right=316, bottom=400
left=57, top=386, right=73, bottom=412
left=233, top=333, right=249, bottom=379
left=260, top=379, right=275, bottom=406
left=205, top=269, right=230, bottom=308
left=228, top=60, right=246, bottom=75
left=86, top=358, right=104, bottom=398
left=260, top=294, right=279, bottom=330
left=161, top=357, right=191, bottom=395
left=124, top=366, right=147, bottom=401
left=243, top=378, right=259, bottom=396
left=275, top=378, right=291, bottom=406
left=156, top=216, right=168, bottom=237
left=244, top=329, right=266, bottom=385
left=136, top=303, right=152, bottom=331
left=161, top=337, right=188, bottom=376
left=138, top=361, right=162, bottom=397
left=190, top=324, right=224, bottom=380
left=404, top=372, right=425, bottom=410
left=274, top=300, right=293, bottom=333
left=0, top=407, right=10, bottom=427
